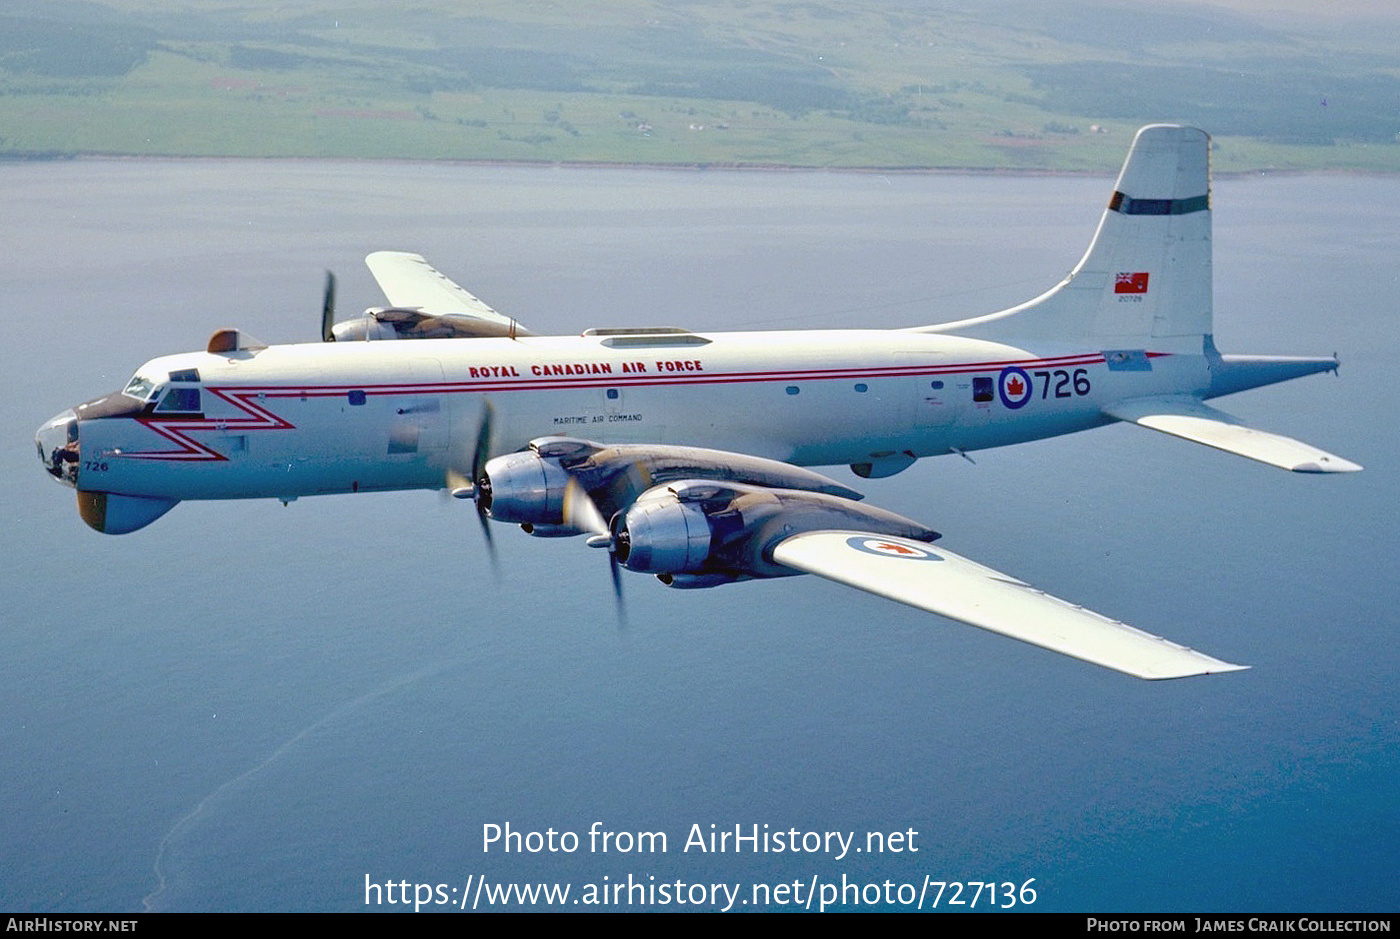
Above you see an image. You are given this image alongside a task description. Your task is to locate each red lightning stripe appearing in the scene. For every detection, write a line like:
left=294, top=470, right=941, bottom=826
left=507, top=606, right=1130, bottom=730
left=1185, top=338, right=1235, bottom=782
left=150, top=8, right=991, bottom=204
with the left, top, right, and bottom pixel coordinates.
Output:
left=125, top=388, right=296, bottom=461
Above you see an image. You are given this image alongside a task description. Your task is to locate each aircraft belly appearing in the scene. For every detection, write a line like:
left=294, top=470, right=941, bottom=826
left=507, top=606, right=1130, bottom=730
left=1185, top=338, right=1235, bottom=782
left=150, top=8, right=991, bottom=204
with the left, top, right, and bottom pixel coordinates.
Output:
left=95, top=452, right=446, bottom=501
left=950, top=407, right=1114, bottom=454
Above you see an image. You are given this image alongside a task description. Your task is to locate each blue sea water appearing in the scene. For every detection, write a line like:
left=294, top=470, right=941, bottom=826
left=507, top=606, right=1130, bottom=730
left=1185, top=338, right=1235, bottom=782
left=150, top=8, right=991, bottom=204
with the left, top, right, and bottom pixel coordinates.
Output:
left=1, top=158, right=1395, bottom=913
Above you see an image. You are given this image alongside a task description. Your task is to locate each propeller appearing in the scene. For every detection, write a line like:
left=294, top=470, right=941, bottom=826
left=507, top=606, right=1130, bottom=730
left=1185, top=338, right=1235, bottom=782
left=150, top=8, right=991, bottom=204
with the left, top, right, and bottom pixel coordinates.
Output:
left=321, top=270, right=337, bottom=342
left=449, top=399, right=498, bottom=568
left=471, top=401, right=497, bottom=566
left=565, top=476, right=626, bottom=621
left=451, top=422, right=629, bottom=617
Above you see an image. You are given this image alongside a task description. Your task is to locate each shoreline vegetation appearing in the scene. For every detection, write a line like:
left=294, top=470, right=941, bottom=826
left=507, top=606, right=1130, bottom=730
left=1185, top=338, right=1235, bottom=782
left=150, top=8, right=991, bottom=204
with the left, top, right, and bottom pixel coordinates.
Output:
left=3, top=1, right=1398, bottom=174
left=6, top=150, right=1392, bottom=180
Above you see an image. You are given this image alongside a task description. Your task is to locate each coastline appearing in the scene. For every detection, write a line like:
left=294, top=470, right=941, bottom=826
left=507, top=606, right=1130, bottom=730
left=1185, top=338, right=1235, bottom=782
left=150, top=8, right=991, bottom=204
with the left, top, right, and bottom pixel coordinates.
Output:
left=5, top=150, right=1393, bottom=179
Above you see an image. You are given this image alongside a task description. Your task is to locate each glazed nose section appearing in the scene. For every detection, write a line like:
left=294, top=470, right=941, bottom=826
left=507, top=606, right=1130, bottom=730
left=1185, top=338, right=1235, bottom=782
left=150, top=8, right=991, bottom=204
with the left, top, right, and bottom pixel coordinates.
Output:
left=36, top=409, right=79, bottom=488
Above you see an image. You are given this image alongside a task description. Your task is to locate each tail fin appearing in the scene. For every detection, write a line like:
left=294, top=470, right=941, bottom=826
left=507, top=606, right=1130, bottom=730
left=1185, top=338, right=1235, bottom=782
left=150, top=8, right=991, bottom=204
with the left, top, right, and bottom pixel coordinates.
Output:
left=923, top=125, right=1212, bottom=353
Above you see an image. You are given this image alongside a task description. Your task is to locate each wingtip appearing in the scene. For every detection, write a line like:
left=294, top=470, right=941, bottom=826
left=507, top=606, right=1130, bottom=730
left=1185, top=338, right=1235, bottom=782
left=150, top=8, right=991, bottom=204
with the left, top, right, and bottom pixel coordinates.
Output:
left=1291, top=457, right=1363, bottom=473
left=1141, top=661, right=1250, bottom=680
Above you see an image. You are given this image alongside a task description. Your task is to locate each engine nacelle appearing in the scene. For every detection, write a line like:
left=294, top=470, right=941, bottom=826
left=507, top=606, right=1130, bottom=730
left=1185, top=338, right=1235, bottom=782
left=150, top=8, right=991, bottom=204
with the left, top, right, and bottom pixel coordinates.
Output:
left=614, top=480, right=938, bottom=584
left=614, top=488, right=713, bottom=573
left=474, top=436, right=867, bottom=544
left=328, top=312, right=400, bottom=342
left=479, top=450, right=572, bottom=526
left=331, top=308, right=529, bottom=341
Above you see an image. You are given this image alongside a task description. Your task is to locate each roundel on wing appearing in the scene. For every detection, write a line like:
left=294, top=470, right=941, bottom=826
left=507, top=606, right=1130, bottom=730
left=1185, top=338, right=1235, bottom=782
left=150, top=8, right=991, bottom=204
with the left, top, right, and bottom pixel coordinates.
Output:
left=998, top=366, right=1033, bottom=409
left=844, top=536, right=943, bottom=561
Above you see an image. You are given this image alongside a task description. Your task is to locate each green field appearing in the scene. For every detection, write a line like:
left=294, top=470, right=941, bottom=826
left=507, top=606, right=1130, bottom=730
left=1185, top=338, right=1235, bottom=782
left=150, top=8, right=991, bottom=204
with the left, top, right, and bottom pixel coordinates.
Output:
left=3, top=0, right=1398, bottom=172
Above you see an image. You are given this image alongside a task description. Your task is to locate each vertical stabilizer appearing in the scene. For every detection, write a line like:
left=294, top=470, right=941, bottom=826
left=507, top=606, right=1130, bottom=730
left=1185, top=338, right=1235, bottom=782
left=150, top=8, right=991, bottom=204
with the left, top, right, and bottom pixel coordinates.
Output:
left=923, top=125, right=1213, bottom=353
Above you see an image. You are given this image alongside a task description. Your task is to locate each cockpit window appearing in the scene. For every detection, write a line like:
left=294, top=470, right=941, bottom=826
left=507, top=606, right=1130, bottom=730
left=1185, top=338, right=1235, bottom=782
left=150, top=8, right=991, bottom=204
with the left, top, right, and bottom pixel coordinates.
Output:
left=123, top=373, right=158, bottom=401
left=155, top=387, right=202, bottom=413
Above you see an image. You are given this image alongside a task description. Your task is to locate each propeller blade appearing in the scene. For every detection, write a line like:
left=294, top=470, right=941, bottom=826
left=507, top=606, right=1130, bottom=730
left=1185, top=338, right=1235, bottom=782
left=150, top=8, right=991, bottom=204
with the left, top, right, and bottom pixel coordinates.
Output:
left=321, top=270, right=337, bottom=342
left=477, top=503, right=497, bottom=570
left=442, top=400, right=498, bottom=566
left=471, top=399, right=495, bottom=484
left=609, top=550, right=626, bottom=625
left=470, top=399, right=497, bottom=570
left=563, top=477, right=609, bottom=538
left=562, top=476, right=625, bottom=622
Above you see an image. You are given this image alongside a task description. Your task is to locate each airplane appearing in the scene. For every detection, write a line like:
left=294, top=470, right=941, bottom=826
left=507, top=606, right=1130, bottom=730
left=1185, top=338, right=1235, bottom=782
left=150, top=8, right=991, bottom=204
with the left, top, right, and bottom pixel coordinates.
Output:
left=34, top=125, right=1361, bottom=680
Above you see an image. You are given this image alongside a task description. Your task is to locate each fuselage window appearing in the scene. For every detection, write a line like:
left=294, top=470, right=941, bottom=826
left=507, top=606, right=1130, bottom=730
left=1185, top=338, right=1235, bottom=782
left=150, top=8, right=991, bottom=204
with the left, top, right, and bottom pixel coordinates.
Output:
left=930, top=380, right=945, bottom=390
left=155, top=387, right=202, bottom=413
left=348, top=390, right=367, bottom=406
left=786, top=385, right=800, bottom=396
left=972, top=377, right=994, bottom=402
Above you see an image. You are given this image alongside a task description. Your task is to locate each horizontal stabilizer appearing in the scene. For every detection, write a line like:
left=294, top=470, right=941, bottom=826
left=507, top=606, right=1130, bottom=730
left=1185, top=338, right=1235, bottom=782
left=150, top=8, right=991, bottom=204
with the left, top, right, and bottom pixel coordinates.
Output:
left=1105, top=396, right=1361, bottom=473
left=771, top=531, right=1248, bottom=679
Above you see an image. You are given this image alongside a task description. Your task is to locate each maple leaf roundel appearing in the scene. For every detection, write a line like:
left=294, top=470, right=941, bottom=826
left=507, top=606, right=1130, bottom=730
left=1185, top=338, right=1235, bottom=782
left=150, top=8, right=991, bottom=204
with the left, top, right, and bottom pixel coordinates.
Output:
left=998, top=366, right=1034, bottom=409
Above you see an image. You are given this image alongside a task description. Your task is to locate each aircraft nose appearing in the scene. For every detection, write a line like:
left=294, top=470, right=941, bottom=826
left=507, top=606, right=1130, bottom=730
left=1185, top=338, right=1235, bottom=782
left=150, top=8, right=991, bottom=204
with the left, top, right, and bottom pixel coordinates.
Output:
left=36, top=409, right=79, bottom=488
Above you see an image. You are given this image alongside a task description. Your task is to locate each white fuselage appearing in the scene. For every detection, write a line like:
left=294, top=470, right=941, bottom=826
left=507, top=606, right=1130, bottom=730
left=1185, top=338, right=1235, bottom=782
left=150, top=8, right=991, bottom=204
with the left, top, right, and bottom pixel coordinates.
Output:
left=74, top=329, right=1208, bottom=502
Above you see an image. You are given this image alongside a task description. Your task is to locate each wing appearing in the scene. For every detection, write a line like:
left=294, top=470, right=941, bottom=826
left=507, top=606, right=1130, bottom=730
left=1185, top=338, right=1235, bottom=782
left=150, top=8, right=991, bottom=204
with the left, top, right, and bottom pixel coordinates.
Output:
left=472, top=437, right=1247, bottom=680
left=365, top=251, right=532, bottom=334
left=771, top=531, right=1247, bottom=680
left=1105, top=396, right=1361, bottom=473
